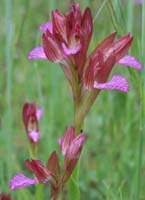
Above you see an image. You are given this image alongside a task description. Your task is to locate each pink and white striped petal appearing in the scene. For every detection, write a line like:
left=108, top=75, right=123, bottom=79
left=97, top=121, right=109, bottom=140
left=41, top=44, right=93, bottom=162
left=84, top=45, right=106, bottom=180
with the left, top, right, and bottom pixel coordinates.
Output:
left=39, top=22, right=53, bottom=33
left=9, top=173, right=38, bottom=190
left=94, top=75, right=129, bottom=92
left=28, top=130, right=40, bottom=143
left=27, top=46, right=47, bottom=60
left=118, top=55, right=142, bottom=70
left=62, top=43, right=81, bottom=55
left=36, top=108, right=44, bottom=121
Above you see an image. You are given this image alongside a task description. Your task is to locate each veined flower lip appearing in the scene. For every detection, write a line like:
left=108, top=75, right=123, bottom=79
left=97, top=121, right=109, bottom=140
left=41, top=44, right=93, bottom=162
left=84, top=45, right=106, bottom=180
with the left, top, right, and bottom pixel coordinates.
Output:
left=9, top=173, right=39, bottom=190
left=94, top=75, right=129, bottom=92
left=27, top=46, right=47, bottom=60
left=39, top=21, right=53, bottom=33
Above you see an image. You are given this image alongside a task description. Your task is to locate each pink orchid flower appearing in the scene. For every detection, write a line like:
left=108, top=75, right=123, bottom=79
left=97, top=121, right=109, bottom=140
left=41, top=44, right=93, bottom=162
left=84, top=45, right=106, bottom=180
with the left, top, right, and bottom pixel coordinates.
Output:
left=59, top=127, right=86, bottom=184
left=9, top=151, right=59, bottom=193
left=22, top=102, right=43, bottom=143
left=28, top=3, right=142, bottom=95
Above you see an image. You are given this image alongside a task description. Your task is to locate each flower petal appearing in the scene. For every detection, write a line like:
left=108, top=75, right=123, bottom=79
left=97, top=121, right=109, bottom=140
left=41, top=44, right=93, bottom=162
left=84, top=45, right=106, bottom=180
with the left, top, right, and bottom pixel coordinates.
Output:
left=9, top=173, right=38, bottom=190
left=36, top=108, right=44, bottom=121
left=118, top=55, right=142, bottom=70
left=63, top=132, right=86, bottom=184
left=62, top=43, right=81, bottom=55
left=28, top=130, right=40, bottom=143
left=59, top=127, right=75, bottom=156
left=39, top=22, right=53, bottom=33
left=90, top=32, right=117, bottom=59
left=52, top=10, right=67, bottom=41
left=104, top=33, right=133, bottom=61
left=27, top=46, right=47, bottom=60
left=57, top=138, right=62, bottom=145
left=94, top=75, right=129, bottom=92
left=42, top=33, right=64, bottom=62
left=81, top=7, right=93, bottom=52
left=46, top=151, right=60, bottom=178
left=25, top=159, right=51, bottom=183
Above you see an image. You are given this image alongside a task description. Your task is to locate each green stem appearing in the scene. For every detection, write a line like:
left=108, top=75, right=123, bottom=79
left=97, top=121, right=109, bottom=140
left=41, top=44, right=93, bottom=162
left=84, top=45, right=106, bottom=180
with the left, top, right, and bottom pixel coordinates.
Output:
left=68, top=90, right=99, bottom=200
left=28, top=141, right=38, bottom=159
left=50, top=187, right=63, bottom=200
left=74, top=90, right=99, bottom=135
left=68, top=161, right=80, bottom=200
left=35, top=184, right=43, bottom=200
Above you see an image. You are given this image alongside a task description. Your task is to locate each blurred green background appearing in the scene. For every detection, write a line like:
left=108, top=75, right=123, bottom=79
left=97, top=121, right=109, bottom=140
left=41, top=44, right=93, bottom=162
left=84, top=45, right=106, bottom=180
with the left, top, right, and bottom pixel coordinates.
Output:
left=1, top=0, right=145, bottom=199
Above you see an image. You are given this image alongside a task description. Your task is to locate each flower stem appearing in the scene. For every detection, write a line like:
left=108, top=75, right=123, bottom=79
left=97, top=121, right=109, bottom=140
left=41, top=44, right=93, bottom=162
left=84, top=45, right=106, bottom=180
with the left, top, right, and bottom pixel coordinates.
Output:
left=29, top=141, right=38, bottom=159
left=74, top=89, right=100, bottom=135
left=51, top=188, right=63, bottom=200
left=68, top=161, right=80, bottom=200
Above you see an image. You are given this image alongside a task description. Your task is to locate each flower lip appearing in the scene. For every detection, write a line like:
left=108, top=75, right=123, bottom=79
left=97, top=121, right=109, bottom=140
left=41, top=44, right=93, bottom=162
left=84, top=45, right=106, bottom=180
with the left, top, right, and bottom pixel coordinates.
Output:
left=39, top=21, right=53, bottom=33
left=28, top=130, right=40, bottom=143
left=9, top=173, right=38, bottom=190
left=62, top=42, right=81, bottom=55
left=94, top=75, right=129, bottom=92
left=118, top=55, right=142, bottom=70
left=27, top=46, right=47, bottom=60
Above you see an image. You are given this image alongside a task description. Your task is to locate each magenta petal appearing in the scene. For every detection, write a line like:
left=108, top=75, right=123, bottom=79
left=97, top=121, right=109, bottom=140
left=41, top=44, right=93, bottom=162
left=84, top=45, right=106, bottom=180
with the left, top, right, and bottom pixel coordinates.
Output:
left=39, top=22, right=53, bottom=33
left=28, top=131, right=40, bottom=143
left=27, top=46, right=47, bottom=60
left=58, top=138, right=62, bottom=145
left=118, top=55, right=142, bottom=70
left=62, top=43, right=81, bottom=55
left=9, top=173, right=38, bottom=190
left=36, top=108, right=44, bottom=121
left=94, top=75, right=129, bottom=92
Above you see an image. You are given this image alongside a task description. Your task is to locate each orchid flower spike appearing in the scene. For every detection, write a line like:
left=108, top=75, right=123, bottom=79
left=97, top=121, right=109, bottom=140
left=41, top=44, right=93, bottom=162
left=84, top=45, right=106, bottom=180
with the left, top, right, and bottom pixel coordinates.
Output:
left=10, top=126, right=86, bottom=198
left=28, top=3, right=142, bottom=98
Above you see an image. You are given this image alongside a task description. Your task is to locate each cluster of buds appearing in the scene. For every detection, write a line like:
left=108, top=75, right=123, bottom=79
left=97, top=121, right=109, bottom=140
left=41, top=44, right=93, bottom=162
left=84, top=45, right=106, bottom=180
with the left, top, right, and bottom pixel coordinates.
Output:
left=9, top=127, right=86, bottom=199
